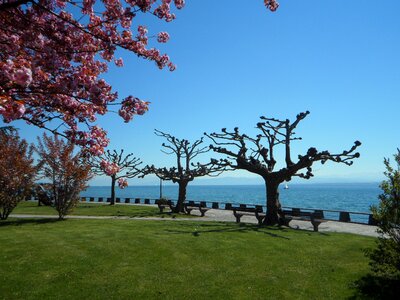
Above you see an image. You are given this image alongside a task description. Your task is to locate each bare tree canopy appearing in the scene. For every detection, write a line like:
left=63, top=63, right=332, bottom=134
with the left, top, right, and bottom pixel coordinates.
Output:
left=91, top=149, right=142, bottom=205
left=206, top=111, right=361, bottom=224
left=91, top=149, right=142, bottom=179
left=143, top=129, right=226, bottom=212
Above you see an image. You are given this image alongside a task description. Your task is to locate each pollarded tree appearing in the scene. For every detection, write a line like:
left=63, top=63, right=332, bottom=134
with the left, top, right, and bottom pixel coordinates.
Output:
left=35, top=133, right=92, bottom=219
left=206, top=111, right=361, bottom=225
left=144, top=130, right=226, bottom=213
left=90, top=149, right=142, bottom=205
left=0, top=130, right=37, bottom=220
left=0, top=0, right=279, bottom=155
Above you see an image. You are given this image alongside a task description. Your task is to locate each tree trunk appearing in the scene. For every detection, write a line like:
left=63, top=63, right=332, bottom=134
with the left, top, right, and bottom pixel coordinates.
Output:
left=110, top=175, right=116, bottom=205
left=263, top=180, right=282, bottom=225
left=173, top=181, right=188, bottom=213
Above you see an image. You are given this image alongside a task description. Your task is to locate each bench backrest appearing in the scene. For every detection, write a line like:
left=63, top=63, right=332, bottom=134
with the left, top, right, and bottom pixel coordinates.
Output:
left=282, top=209, right=312, bottom=217
left=233, top=206, right=263, bottom=213
left=185, top=202, right=207, bottom=208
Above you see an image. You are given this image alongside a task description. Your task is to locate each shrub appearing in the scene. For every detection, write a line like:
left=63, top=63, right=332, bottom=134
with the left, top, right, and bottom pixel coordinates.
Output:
left=368, top=149, right=400, bottom=279
left=0, top=130, right=37, bottom=220
left=36, top=134, right=92, bottom=219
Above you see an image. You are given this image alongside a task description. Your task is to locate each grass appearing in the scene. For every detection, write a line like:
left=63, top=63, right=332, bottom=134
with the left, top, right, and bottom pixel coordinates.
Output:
left=0, top=217, right=375, bottom=299
left=12, top=200, right=192, bottom=218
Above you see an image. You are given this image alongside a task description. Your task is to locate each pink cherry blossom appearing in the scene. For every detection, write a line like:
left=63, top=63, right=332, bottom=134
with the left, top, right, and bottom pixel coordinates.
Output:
left=168, top=62, right=176, bottom=71
left=138, top=25, right=148, bottom=36
left=0, top=102, right=26, bottom=122
left=264, top=0, right=279, bottom=11
left=118, top=177, right=128, bottom=189
left=119, top=96, right=149, bottom=122
left=13, top=67, right=33, bottom=87
left=0, top=0, right=278, bottom=156
left=157, top=32, right=170, bottom=43
left=115, top=58, right=124, bottom=67
left=100, top=160, right=120, bottom=176
left=0, top=0, right=182, bottom=155
left=174, top=0, right=185, bottom=9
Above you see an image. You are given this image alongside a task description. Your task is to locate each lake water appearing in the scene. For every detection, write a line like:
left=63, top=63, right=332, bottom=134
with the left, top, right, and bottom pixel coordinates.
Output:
left=81, top=183, right=381, bottom=222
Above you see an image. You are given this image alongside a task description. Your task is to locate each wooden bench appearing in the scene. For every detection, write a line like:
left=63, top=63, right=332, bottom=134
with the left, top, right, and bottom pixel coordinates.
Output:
left=184, top=201, right=210, bottom=217
left=281, top=208, right=325, bottom=232
left=155, top=199, right=174, bottom=213
left=232, top=206, right=266, bottom=225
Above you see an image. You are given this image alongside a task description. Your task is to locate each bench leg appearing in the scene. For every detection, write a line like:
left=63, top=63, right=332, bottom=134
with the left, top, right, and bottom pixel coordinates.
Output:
left=235, top=215, right=242, bottom=223
left=256, top=216, right=264, bottom=225
left=200, top=209, right=206, bottom=217
left=311, top=220, right=321, bottom=232
left=186, top=208, right=193, bottom=215
left=280, top=217, right=292, bottom=227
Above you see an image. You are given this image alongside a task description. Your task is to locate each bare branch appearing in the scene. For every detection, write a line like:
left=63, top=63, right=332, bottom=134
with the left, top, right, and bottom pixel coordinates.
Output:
left=145, top=130, right=227, bottom=184
left=89, top=149, right=143, bottom=179
left=207, top=112, right=361, bottom=182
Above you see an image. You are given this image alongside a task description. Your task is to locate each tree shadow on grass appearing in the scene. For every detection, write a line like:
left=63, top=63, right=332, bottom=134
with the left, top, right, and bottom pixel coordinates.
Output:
left=75, top=204, right=195, bottom=219
left=0, top=218, right=60, bottom=227
left=163, top=222, right=291, bottom=239
left=126, top=211, right=197, bottom=219
left=288, top=224, right=331, bottom=236
left=349, top=274, right=400, bottom=300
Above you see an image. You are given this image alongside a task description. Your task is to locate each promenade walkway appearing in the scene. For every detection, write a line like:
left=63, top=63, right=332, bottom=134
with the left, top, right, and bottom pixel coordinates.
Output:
left=10, top=207, right=379, bottom=237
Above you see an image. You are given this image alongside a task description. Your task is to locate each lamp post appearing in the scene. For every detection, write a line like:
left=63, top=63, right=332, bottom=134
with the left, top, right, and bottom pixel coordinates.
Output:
left=159, top=178, right=163, bottom=199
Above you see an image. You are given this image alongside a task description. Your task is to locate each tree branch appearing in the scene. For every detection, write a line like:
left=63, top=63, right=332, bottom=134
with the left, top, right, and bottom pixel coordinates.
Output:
left=0, top=0, right=31, bottom=11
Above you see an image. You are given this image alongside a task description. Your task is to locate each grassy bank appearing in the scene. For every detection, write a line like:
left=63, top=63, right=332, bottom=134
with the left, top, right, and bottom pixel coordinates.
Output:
left=0, top=218, right=374, bottom=299
left=12, top=200, right=190, bottom=218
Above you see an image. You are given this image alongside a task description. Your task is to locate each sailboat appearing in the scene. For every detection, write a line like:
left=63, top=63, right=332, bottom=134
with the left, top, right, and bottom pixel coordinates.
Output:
left=284, top=183, right=289, bottom=189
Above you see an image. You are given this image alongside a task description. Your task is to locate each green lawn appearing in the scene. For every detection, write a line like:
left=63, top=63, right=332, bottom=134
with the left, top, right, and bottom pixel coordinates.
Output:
left=0, top=218, right=375, bottom=299
left=12, top=200, right=191, bottom=218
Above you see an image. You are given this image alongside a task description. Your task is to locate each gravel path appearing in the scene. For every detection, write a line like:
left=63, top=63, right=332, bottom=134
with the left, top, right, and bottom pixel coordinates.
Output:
left=9, top=208, right=379, bottom=237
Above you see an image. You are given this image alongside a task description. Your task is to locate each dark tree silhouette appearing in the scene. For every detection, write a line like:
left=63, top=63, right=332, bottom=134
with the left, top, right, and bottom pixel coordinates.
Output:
left=0, top=126, right=17, bottom=135
left=0, top=130, right=37, bottom=220
left=91, top=150, right=142, bottom=205
left=206, top=111, right=361, bottom=225
left=144, top=130, right=226, bottom=213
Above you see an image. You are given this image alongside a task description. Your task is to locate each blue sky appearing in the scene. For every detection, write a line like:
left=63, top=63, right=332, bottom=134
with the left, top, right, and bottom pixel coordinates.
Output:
left=4, top=0, right=400, bottom=185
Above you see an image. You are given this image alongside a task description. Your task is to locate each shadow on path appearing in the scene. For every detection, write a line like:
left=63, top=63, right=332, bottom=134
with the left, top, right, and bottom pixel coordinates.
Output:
left=163, top=222, right=292, bottom=239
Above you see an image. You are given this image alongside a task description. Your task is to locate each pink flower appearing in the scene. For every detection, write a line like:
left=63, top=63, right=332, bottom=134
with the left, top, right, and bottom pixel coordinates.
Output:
left=0, top=0, right=189, bottom=158
left=174, top=0, right=185, bottom=9
left=100, top=160, right=120, bottom=176
left=118, top=96, right=149, bottom=122
left=138, top=25, right=148, bottom=36
left=115, top=58, right=124, bottom=67
left=0, top=102, right=26, bottom=122
left=13, top=67, right=32, bottom=87
left=90, top=144, right=104, bottom=156
left=264, top=0, right=279, bottom=12
left=168, top=62, right=176, bottom=71
left=157, top=32, right=170, bottom=43
left=16, top=103, right=26, bottom=116
left=118, top=178, right=128, bottom=189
